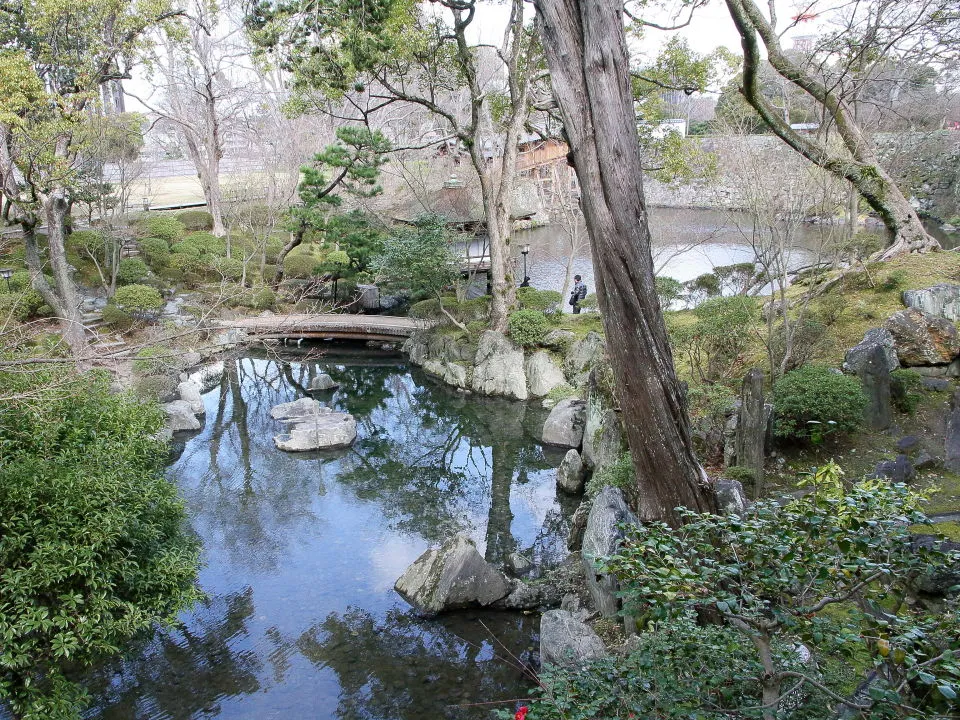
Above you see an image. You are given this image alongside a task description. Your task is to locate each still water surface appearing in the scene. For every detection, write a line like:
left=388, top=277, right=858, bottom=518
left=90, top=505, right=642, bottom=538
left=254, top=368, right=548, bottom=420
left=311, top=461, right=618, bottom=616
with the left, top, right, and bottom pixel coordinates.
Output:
left=83, top=350, right=573, bottom=720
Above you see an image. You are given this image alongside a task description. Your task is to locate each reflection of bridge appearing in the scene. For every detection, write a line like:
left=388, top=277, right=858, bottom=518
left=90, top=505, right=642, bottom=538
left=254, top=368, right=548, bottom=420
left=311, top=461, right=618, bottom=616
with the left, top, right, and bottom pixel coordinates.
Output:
left=219, top=314, right=432, bottom=342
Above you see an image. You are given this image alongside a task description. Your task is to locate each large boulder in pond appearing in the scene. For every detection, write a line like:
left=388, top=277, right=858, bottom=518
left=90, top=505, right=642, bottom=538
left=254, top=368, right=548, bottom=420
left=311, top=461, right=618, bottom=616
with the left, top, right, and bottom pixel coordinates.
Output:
left=903, top=284, right=960, bottom=323
left=163, top=400, right=201, bottom=432
left=270, top=397, right=323, bottom=421
left=422, top=359, right=469, bottom=390
left=525, top=351, right=569, bottom=397
left=471, top=330, right=528, bottom=400
left=844, top=328, right=899, bottom=375
left=309, top=373, right=339, bottom=391
left=557, top=448, right=587, bottom=494
left=542, top=398, right=587, bottom=448
left=273, top=409, right=357, bottom=451
left=394, top=534, right=512, bottom=615
left=883, top=309, right=960, bottom=366
left=540, top=609, right=607, bottom=668
left=177, top=380, right=205, bottom=415
left=582, top=486, right=638, bottom=617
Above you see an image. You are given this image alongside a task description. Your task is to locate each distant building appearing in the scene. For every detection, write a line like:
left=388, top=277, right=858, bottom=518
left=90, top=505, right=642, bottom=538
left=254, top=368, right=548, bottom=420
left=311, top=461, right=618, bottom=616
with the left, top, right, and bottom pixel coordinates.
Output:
left=790, top=122, right=820, bottom=134
left=792, top=35, right=816, bottom=53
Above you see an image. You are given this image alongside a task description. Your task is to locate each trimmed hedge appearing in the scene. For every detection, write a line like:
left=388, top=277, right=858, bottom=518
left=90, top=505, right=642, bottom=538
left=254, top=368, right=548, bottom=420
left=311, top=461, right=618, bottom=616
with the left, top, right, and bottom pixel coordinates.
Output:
left=773, top=365, right=866, bottom=442
left=175, top=209, right=214, bottom=231
left=508, top=309, right=550, bottom=347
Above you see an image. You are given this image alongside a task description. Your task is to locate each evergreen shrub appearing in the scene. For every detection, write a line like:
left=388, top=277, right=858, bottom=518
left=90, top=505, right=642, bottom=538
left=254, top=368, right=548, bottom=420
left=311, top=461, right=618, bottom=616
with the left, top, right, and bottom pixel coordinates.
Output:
left=115, top=258, right=149, bottom=285
left=508, top=309, right=550, bottom=347
left=175, top=209, right=214, bottom=231
left=773, top=364, right=866, bottom=442
left=139, top=215, right=185, bottom=243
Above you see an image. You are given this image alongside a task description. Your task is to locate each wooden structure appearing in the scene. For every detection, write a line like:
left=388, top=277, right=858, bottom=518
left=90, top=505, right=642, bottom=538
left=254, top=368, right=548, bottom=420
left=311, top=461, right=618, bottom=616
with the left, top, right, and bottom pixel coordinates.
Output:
left=218, top=314, right=432, bottom=342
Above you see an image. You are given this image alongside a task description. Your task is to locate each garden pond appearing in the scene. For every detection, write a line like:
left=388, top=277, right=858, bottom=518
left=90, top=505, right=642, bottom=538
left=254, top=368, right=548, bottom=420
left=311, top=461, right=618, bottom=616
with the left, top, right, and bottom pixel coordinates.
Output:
left=80, top=348, right=575, bottom=720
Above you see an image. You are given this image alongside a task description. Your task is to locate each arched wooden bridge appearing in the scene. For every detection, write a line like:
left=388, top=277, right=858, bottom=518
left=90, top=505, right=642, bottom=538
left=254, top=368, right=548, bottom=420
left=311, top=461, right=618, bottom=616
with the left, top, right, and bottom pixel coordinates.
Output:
left=218, top=314, right=432, bottom=342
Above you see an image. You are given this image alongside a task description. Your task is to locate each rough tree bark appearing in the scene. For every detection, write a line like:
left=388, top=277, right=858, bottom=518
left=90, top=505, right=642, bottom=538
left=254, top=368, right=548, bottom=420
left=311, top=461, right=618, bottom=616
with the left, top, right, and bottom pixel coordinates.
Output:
left=534, top=0, right=716, bottom=523
left=725, top=0, right=939, bottom=259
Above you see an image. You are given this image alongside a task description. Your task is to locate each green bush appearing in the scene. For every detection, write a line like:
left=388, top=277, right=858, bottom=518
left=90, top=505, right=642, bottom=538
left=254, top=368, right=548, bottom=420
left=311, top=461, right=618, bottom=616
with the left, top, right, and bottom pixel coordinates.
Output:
left=208, top=256, right=244, bottom=280
left=0, top=370, right=200, bottom=718
left=170, top=241, right=201, bottom=258
left=175, top=209, right=214, bottom=231
left=138, top=237, right=171, bottom=269
left=168, top=253, right=203, bottom=274
left=655, top=276, right=684, bottom=309
left=0, top=283, right=48, bottom=321
left=283, top=252, right=321, bottom=279
left=773, top=365, right=866, bottom=442
left=139, top=215, right=185, bottom=243
left=100, top=303, right=134, bottom=331
left=542, top=463, right=960, bottom=720
left=115, top=257, right=149, bottom=285
left=180, top=231, right=226, bottom=257
left=578, top=292, right=599, bottom=309
left=112, top=284, right=164, bottom=314
left=891, top=368, right=924, bottom=414
left=517, top=286, right=562, bottom=311
left=722, top=464, right=757, bottom=490
left=508, top=309, right=550, bottom=347
left=65, top=229, right=104, bottom=255
left=247, top=286, right=277, bottom=310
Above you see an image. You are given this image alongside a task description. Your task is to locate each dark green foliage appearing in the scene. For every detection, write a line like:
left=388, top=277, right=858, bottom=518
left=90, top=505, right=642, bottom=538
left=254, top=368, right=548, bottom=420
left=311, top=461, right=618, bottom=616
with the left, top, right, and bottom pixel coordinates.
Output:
left=773, top=365, right=866, bottom=441
left=516, top=286, right=562, bottom=312
left=507, top=309, right=550, bottom=347
left=282, top=251, right=321, bottom=279
left=722, top=464, right=757, bottom=490
left=209, top=256, right=244, bottom=281
left=516, top=621, right=801, bottom=720
left=288, top=127, right=390, bottom=241
left=178, top=232, right=226, bottom=258
left=891, top=369, right=925, bottom=414
left=170, top=242, right=201, bottom=258
left=175, top=209, right=214, bottom=231
left=371, top=215, right=462, bottom=301
left=115, top=257, right=149, bottom=285
left=138, top=237, right=171, bottom=270
left=654, top=275, right=683, bottom=309
left=0, top=371, right=200, bottom=719
left=582, top=464, right=960, bottom=720
left=0, top=273, right=47, bottom=321
left=321, top=210, right=385, bottom=278
left=100, top=304, right=134, bottom=331
left=138, top=215, right=185, bottom=243
left=167, top=253, right=203, bottom=275
left=112, top=284, right=164, bottom=314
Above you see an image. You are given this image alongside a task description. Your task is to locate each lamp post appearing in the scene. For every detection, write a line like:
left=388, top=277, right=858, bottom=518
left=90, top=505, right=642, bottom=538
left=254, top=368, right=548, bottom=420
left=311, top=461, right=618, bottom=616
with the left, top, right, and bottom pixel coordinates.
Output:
left=0, top=268, right=12, bottom=292
left=520, top=244, right=531, bottom=287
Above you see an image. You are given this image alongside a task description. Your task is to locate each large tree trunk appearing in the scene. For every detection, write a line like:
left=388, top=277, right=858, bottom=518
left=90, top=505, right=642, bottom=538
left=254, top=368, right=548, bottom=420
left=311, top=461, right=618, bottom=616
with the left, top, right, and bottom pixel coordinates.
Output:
left=535, top=0, right=716, bottom=523
left=725, top=0, right=939, bottom=260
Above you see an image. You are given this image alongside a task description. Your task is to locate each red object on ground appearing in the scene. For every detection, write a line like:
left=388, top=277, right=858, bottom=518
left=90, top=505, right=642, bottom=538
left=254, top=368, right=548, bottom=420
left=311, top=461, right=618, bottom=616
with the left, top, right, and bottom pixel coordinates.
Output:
left=515, top=707, right=529, bottom=720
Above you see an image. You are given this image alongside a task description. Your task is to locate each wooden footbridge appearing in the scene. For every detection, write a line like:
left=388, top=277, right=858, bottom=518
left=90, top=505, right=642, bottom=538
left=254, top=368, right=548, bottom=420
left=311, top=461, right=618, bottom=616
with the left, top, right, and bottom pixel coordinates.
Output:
left=218, top=314, right=433, bottom=342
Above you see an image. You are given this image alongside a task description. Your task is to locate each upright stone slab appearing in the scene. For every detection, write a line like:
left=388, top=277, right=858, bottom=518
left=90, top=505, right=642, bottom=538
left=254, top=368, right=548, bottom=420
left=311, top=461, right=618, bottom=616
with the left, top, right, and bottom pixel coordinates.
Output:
left=539, top=610, right=607, bottom=668
left=733, top=368, right=765, bottom=497
left=857, top=344, right=893, bottom=431
left=903, top=284, right=960, bottom=322
left=582, top=486, right=638, bottom=618
left=542, top=398, right=587, bottom=448
left=946, top=389, right=960, bottom=473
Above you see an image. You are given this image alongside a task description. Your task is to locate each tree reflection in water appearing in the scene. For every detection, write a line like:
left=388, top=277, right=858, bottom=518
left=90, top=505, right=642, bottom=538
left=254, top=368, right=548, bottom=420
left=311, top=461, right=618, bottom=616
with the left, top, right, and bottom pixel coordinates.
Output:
left=78, top=350, right=573, bottom=720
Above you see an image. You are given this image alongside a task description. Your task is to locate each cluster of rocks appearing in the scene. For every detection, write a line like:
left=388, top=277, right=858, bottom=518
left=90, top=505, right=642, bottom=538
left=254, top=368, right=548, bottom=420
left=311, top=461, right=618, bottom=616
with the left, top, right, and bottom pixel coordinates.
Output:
left=270, top=396, right=357, bottom=452
left=161, top=361, right=225, bottom=434
left=403, top=328, right=605, bottom=401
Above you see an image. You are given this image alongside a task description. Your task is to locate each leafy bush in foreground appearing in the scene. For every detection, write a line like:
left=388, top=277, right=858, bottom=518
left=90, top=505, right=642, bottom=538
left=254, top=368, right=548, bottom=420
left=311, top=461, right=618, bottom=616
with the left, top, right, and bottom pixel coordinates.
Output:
left=525, top=463, right=960, bottom=719
left=0, top=371, right=200, bottom=719
left=773, top=364, right=866, bottom=442
left=138, top=215, right=185, bottom=243
left=112, top=284, right=164, bottom=314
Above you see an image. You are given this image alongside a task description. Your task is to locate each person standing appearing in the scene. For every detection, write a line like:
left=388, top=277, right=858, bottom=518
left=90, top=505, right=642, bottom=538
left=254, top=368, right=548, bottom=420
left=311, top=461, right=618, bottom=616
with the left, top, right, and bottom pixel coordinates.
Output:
left=570, top=274, right=587, bottom=313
